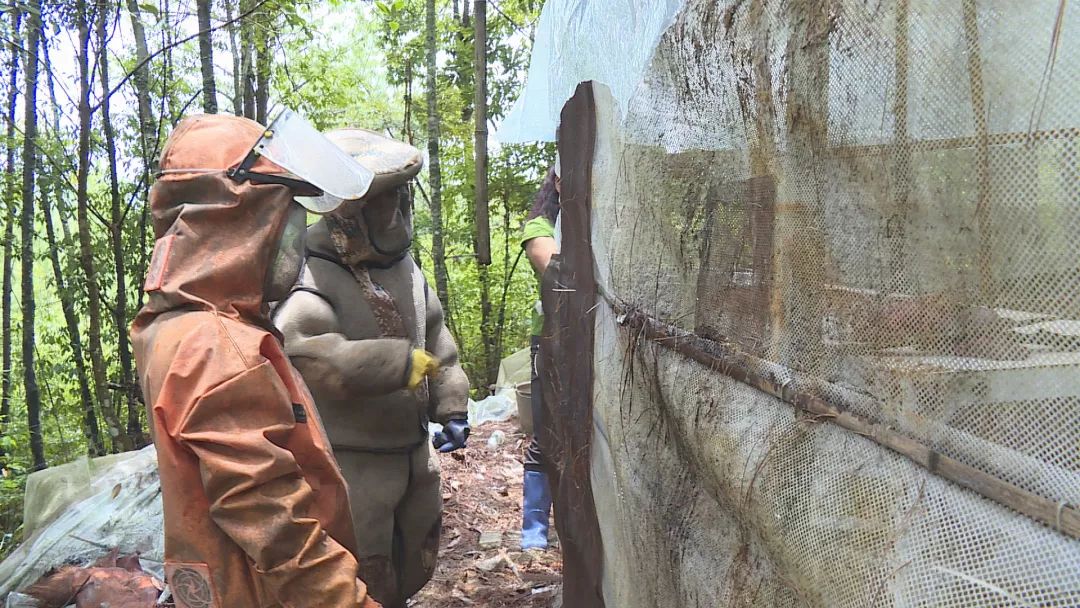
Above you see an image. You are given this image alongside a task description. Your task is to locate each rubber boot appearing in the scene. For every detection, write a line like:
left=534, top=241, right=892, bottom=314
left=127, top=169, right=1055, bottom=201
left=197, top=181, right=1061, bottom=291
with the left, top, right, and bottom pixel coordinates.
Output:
left=521, top=469, right=552, bottom=550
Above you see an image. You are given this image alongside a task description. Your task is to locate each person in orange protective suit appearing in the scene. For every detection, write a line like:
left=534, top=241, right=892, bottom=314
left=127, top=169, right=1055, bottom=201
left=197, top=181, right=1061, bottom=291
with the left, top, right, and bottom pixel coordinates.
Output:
left=130, top=112, right=382, bottom=608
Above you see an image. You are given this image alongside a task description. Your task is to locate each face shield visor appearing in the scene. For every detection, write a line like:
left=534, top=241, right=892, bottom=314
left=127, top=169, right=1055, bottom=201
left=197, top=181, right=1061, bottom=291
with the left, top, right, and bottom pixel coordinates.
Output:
left=228, top=110, right=375, bottom=213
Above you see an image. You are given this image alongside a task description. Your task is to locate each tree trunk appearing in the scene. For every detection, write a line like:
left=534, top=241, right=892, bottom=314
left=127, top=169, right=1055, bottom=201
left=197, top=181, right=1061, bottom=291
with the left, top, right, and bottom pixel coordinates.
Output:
left=124, top=0, right=158, bottom=323
left=493, top=184, right=516, bottom=376
left=97, top=2, right=143, bottom=447
left=77, top=1, right=131, bottom=453
left=196, top=0, right=217, bottom=113
left=162, top=0, right=180, bottom=123
left=478, top=263, right=496, bottom=392
left=224, top=0, right=242, bottom=115
left=473, top=0, right=490, bottom=265
left=42, top=35, right=104, bottom=456
left=1, top=3, right=20, bottom=451
left=42, top=175, right=104, bottom=457
left=425, top=0, right=452, bottom=326
left=472, top=1, right=495, bottom=389
left=240, top=0, right=256, bottom=119
left=124, top=0, right=157, bottom=173
left=21, top=0, right=44, bottom=470
left=254, top=9, right=270, bottom=124
left=137, top=194, right=149, bottom=309
left=404, top=62, right=413, bottom=144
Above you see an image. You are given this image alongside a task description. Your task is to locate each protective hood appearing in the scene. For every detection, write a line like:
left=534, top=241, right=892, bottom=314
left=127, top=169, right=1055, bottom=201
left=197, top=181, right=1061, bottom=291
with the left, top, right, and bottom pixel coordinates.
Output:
left=132, top=114, right=298, bottom=333
left=322, top=128, right=423, bottom=268
left=324, top=188, right=414, bottom=268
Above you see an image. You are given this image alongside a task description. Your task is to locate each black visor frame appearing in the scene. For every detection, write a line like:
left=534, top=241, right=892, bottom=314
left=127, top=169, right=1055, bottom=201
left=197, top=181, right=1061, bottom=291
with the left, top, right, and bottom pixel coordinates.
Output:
left=227, top=144, right=323, bottom=197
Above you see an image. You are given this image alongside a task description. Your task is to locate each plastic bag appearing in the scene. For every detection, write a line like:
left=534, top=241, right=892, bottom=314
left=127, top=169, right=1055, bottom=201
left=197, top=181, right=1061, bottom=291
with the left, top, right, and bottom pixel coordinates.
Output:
left=468, top=394, right=517, bottom=427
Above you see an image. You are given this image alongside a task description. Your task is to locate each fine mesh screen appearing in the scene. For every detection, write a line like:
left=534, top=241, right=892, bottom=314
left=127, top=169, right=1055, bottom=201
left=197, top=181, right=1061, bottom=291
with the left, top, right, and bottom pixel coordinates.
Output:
left=574, top=0, right=1080, bottom=605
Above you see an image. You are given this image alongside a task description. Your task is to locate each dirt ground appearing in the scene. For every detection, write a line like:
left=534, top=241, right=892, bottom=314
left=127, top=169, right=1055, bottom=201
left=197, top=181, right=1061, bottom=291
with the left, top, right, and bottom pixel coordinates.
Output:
left=410, top=421, right=562, bottom=608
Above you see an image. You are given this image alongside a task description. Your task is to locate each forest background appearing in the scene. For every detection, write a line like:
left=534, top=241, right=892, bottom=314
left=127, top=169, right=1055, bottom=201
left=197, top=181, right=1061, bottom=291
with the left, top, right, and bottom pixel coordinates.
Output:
left=0, top=0, right=551, bottom=555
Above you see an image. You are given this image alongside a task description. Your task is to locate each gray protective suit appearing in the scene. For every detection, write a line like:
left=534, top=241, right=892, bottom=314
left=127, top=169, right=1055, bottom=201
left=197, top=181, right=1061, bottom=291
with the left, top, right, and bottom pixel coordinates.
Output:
left=273, top=130, right=469, bottom=608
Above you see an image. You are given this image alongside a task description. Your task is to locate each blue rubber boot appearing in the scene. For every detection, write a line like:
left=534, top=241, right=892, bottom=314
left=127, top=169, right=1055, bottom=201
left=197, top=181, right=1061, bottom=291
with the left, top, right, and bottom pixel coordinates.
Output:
left=521, top=469, right=552, bottom=550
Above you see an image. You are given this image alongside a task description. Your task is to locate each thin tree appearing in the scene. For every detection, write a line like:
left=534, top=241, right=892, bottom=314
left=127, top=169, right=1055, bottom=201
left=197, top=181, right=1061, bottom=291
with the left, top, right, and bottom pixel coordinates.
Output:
left=473, top=0, right=497, bottom=389
left=20, top=0, right=45, bottom=470
left=196, top=0, right=218, bottom=113
left=124, top=0, right=159, bottom=325
left=1, top=2, right=20, bottom=449
left=473, top=0, right=490, bottom=265
left=77, top=0, right=131, bottom=452
left=239, top=0, right=256, bottom=119
left=42, top=37, right=105, bottom=456
left=98, top=0, right=142, bottom=446
left=493, top=181, right=520, bottom=368
left=254, top=7, right=270, bottom=123
left=425, top=0, right=452, bottom=324
left=404, top=61, right=414, bottom=144
left=223, top=0, right=243, bottom=115
left=124, top=0, right=157, bottom=173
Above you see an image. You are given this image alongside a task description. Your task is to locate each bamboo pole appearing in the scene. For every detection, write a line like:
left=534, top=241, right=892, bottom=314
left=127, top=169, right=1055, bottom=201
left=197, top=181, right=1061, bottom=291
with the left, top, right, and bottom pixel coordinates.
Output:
left=473, top=0, right=491, bottom=265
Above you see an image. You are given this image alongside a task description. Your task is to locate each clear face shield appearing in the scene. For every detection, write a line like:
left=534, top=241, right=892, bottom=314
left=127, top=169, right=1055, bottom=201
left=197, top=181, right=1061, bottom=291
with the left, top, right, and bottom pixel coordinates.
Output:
left=228, top=110, right=375, bottom=213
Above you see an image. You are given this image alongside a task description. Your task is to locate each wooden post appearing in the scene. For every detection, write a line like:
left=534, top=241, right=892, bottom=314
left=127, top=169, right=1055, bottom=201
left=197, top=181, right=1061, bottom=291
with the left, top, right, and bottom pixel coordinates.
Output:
left=474, top=0, right=491, bottom=265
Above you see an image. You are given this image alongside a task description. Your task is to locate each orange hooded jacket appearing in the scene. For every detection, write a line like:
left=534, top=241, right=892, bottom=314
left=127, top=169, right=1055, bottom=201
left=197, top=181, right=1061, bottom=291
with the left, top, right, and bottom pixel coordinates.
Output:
left=130, top=114, right=380, bottom=608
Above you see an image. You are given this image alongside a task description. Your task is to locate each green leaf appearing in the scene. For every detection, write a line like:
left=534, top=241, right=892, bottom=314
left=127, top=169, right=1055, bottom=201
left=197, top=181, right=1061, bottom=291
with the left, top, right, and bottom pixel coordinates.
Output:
left=393, top=0, right=405, bottom=11
left=375, top=1, right=391, bottom=15
left=137, top=2, right=159, bottom=17
left=389, top=20, right=401, bottom=32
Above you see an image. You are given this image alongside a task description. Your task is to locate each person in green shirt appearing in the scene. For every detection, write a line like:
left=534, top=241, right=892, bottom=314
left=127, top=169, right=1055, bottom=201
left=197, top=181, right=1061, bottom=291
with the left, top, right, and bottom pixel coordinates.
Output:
left=519, top=161, right=560, bottom=550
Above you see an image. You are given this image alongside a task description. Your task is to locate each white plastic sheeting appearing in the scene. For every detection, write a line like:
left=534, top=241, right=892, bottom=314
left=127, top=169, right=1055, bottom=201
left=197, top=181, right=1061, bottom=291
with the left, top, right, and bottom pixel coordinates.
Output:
left=495, top=0, right=686, bottom=143
left=0, top=446, right=164, bottom=599
left=495, top=346, right=531, bottom=393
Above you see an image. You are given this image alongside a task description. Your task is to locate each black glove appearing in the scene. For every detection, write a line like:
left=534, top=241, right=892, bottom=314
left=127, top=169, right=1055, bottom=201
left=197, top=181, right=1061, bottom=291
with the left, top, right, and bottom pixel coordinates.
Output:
left=433, top=419, right=470, bottom=453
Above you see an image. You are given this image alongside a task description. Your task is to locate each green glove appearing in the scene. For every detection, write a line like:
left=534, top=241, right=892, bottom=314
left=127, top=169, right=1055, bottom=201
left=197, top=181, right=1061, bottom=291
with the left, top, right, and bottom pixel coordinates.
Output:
left=407, top=349, right=440, bottom=390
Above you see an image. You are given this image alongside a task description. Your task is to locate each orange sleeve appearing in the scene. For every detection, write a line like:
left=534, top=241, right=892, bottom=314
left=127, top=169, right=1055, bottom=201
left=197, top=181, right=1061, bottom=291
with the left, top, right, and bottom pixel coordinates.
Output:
left=177, top=361, right=380, bottom=608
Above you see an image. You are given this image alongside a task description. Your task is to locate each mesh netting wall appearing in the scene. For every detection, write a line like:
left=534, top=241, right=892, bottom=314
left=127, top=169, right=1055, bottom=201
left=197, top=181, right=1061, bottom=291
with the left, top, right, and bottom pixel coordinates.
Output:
left=583, top=0, right=1080, bottom=605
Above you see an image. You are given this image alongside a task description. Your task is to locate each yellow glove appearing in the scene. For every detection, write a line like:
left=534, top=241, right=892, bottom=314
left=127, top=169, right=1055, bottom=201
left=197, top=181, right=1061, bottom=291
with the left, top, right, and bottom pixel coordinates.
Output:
left=407, top=349, right=441, bottom=390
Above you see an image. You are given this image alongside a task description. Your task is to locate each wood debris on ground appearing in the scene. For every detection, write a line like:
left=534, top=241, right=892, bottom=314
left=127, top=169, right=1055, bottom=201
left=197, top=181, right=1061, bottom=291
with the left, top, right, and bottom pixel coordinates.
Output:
left=410, top=421, right=562, bottom=608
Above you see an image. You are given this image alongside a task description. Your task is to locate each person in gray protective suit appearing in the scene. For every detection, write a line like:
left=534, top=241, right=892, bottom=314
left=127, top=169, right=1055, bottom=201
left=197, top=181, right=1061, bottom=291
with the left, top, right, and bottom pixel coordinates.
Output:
left=273, top=128, right=470, bottom=608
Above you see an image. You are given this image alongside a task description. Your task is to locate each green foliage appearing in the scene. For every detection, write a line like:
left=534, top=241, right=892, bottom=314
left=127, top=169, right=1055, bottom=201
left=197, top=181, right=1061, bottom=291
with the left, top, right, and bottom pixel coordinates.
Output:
left=272, top=3, right=401, bottom=131
left=0, top=0, right=549, bottom=542
left=374, top=0, right=552, bottom=391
